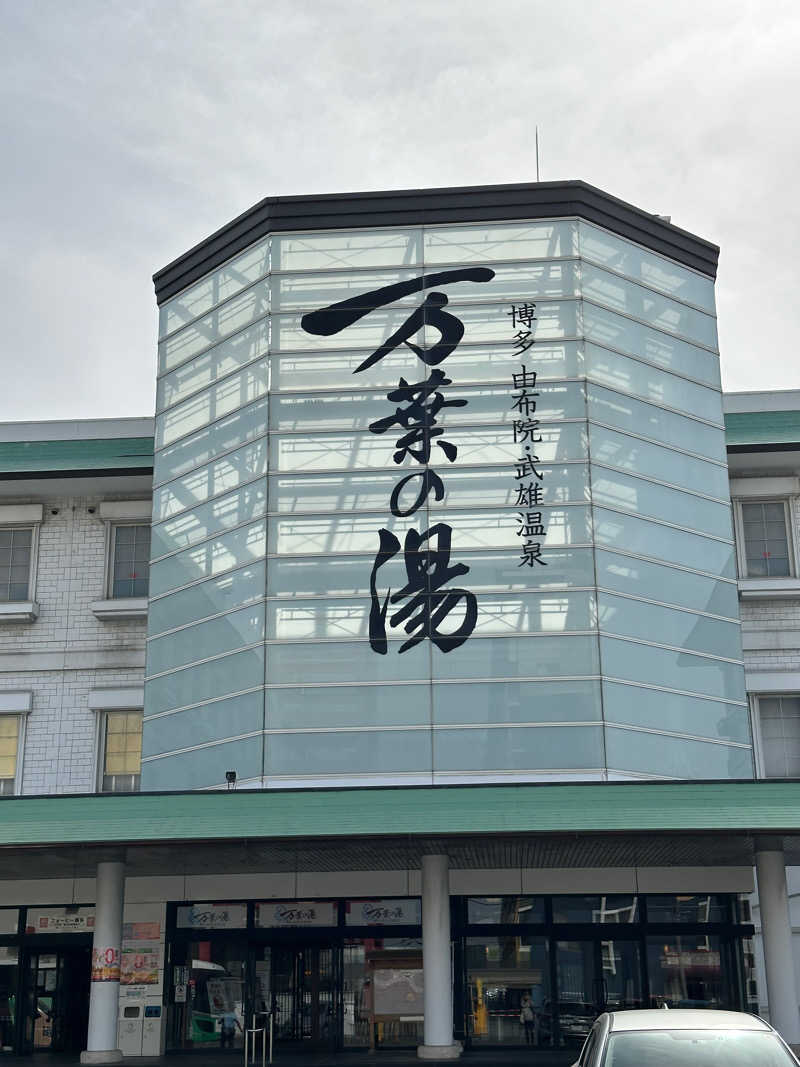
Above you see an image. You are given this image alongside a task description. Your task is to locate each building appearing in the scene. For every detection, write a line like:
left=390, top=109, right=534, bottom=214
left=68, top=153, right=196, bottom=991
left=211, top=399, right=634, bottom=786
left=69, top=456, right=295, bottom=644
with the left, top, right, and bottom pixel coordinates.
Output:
left=0, top=182, right=799, bottom=1063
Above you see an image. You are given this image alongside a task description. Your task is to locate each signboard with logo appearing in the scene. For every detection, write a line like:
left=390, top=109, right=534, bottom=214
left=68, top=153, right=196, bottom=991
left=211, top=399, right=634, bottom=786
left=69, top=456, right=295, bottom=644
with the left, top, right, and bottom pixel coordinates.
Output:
left=175, top=903, right=247, bottom=930
left=26, top=908, right=95, bottom=934
left=255, top=901, right=338, bottom=928
left=345, top=899, right=422, bottom=926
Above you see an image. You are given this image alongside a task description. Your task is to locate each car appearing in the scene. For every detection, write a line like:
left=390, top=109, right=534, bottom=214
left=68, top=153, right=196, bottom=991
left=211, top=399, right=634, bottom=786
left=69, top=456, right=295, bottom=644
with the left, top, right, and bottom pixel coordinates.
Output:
left=571, top=1008, right=800, bottom=1066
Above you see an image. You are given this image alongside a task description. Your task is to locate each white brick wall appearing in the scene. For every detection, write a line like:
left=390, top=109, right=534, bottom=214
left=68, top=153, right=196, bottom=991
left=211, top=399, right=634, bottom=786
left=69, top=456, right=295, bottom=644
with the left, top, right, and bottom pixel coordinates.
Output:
left=0, top=492, right=146, bottom=794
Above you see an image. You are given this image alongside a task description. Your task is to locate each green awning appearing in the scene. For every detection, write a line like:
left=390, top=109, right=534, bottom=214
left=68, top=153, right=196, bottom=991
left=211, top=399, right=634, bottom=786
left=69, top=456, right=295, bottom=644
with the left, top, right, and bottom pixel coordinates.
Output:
left=0, top=437, right=154, bottom=474
left=2, top=781, right=800, bottom=848
left=725, top=411, right=800, bottom=448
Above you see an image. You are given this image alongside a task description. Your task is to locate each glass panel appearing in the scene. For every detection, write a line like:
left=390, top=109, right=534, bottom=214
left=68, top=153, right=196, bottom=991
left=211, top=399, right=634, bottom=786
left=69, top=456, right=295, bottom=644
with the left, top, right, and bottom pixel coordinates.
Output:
left=602, top=940, right=643, bottom=1011
left=271, top=421, right=587, bottom=473
left=142, top=691, right=265, bottom=758
left=433, top=634, right=600, bottom=680
left=424, top=220, right=577, bottom=263
left=149, top=520, right=267, bottom=597
left=267, top=592, right=593, bottom=641
left=151, top=483, right=267, bottom=559
left=148, top=562, right=265, bottom=636
left=154, top=439, right=268, bottom=521
left=265, top=729, right=432, bottom=777
left=0, top=909, right=18, bottom=935
left=268, top=507, right=590, bottom=556
left=582, top=264, right=717, bottom=348
left=591, top=467, right=733, bottom=538
left=147, top=604, right=265, bottom=676
left=340, top=939, right=423, bottom=1048
left=465, top=935, right=552, bottom=1047
left=604, top=724, right=753, bottom=779
left=145, top=647, right=265, bottom=716
left=422, top=300, right=579, bottom=347
left=582, top=303, right=721, bottom=388
left=157, top=320, right=269, bottom=411
left=0, top=527, right=32, bottom=602
left=466, top=898, right=545, bottom=924
left=588, top=384, right=726, bottom=462
left=142, top=735, right=263, bottom=790
left=112, top=525, right=150, bottom=598
left=267, top=546, right=595, bottom=598
left=433, top=679, right=602, bottom=725
left=434, top=725, right=603, bottom=772
left=167, top=937, right=246, bottom=1050
left=270, top=380, right=585, bottom=432
left=742, top=501, right=792, bottom=579
left=579, top=222, right=716, bottom=312
left=553, top=897, right=638, bottom=923
left=586, top=344, right=722, bottom=424
left=647, top=895, right=729, bottom=924
left=158, top=279, right=269, bottom=374
left=595, top=551, right=739, bottom=618
left=153, top=398, right=267, bottom=486
left=270, top=341, right=583, bottom=393
left=556, top=940, right=597, bottom=1048
left=269, top=639, right=429, bottom=685
left=272, top=228, right=422, bottom=271
left=598, top=593, right=742, bottom=659
left=155, top=360, right=268, bottom=448
left=593, top=509, right=737, bottom=578
left=646, top=934, right=724, bottom=1008
left=599, top=637, right=745, bottom=701
left=160, top=237, right=269, bottom=337
left=603, top=681, right=751, bottom=744
left=272, top=267, right=422, bottom=311
left=266, top=683, right=430, bottom=730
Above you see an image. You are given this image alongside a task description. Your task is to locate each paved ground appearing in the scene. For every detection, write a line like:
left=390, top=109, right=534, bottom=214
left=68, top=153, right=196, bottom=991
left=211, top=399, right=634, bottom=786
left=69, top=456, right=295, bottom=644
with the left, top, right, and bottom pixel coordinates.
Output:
left=5, top=1051, right=577, bottom=1066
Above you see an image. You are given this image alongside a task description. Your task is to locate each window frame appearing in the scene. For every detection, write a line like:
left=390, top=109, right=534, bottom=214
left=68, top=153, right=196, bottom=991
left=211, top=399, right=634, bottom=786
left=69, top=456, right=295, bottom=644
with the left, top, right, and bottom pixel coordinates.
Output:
left=733, top=497, right=796, bottom=580
left=97, top=708, right=143, bottom=794
left=752, top=692, right=800, bottom=779
left=106, top=522, right=151, bottom=600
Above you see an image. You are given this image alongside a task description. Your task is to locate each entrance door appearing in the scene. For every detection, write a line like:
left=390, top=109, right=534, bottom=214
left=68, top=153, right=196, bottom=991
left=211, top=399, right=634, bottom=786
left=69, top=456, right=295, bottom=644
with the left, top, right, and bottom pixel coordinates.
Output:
left=271, top=946, right=336, bottom=1048
left=555, top=939, right=642, bottom=1049
left=23, top=948, right=91, bottom=1054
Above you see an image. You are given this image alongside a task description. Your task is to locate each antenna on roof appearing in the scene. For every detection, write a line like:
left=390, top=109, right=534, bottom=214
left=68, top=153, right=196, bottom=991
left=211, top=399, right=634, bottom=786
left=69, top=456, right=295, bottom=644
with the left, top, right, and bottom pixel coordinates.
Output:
left=535, top=126, right=541, bottom=182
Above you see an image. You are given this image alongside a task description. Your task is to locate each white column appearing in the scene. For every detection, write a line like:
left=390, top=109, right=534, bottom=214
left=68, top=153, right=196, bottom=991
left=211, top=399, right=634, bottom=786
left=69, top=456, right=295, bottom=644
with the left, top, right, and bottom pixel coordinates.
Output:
left=81, top=860, right=125, bottom=1064
left=755, top=838, right=800, bottom=1047
left=418, top=854, right=461, bottom=1060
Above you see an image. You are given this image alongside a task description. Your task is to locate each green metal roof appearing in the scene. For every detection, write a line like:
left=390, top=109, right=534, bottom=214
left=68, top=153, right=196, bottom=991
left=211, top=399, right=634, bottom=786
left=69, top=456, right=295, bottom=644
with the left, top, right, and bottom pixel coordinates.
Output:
left=0, top=437, right=154, bottom=475
left=2, top=782, right=800, bottom=847
left=724, top=410, right=800, bottom=448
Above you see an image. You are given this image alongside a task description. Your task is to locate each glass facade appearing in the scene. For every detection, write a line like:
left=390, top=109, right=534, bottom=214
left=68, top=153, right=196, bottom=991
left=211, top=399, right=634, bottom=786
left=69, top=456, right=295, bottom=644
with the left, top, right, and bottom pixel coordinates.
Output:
left=163, top=894, right=754, bottom=1053
left=144, top=216, right=751, bottom=788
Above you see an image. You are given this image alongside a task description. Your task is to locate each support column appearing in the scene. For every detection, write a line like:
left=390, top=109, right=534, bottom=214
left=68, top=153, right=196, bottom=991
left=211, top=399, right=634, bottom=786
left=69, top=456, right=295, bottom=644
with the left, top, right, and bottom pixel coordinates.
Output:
left=81, top=860, right=125, bottom=1065
left=418, top=854, right=461, bottom=1060
left=755, top=837, right=800, bottom=1048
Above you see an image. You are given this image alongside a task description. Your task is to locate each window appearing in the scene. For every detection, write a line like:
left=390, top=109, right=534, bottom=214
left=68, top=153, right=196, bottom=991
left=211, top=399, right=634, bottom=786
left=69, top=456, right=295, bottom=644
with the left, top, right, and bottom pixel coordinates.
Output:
left=758, top=696, right=800, bottom=777
left=110, top=525, right=150, bottom=598
left=101, top=711, right=142, bottom=792
left=0, top=528, right=33, bottom=601
left=0, top=716, right=20, bottom=794
left=739, top=500, right=792, bottom=577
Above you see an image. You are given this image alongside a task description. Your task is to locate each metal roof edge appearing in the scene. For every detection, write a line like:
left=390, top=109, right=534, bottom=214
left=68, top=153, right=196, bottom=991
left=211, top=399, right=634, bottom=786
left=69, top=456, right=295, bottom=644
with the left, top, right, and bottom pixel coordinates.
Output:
left=153, top=180, right=720, bottom=305
left=1, top=780, right=798, bottom=848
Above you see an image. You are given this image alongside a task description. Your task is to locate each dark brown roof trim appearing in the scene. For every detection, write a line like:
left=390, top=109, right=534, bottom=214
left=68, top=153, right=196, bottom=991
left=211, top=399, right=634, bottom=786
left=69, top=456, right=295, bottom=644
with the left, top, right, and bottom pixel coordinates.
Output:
left=153, top=180, right=719, bottom=305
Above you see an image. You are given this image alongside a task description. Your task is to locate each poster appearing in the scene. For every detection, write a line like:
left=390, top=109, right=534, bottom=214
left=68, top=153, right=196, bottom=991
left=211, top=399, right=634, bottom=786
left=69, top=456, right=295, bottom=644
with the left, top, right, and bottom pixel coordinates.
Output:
left=121, top=948, right=159, bottom=986
left=91, top=947, right=120, bottom=983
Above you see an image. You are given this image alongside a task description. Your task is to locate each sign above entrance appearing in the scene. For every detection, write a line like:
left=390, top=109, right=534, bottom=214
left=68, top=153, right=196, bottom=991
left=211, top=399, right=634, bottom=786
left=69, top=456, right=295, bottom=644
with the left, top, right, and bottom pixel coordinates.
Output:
left=255, top=900, right=338, bottom=927
left=175, top=903, right=247, bottom=930
left=345, top=898, right=422, bottom=926
left=26, top=907, right=95, bottom=934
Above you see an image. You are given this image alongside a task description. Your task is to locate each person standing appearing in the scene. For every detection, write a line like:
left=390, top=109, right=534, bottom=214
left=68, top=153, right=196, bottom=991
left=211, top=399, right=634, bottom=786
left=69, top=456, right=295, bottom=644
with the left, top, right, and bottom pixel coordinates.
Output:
left=520, top=991, right=535, bottom=1045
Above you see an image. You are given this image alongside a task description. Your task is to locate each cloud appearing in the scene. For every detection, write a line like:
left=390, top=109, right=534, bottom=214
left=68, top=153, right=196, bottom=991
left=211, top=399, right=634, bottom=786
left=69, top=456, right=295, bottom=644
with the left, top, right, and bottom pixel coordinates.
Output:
left=1, top=0, right=799, bottom=418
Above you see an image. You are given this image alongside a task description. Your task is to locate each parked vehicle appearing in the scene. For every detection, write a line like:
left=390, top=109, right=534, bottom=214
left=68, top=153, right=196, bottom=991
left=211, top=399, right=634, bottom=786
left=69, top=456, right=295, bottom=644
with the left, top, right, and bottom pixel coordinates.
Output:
left=572, top=1009, right=799, bottom=1066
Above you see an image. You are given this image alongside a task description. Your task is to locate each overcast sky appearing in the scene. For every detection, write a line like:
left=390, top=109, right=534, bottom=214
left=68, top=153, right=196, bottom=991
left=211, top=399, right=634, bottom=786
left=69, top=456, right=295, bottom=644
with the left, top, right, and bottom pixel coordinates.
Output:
left=2, top=0, right=798, bottom=422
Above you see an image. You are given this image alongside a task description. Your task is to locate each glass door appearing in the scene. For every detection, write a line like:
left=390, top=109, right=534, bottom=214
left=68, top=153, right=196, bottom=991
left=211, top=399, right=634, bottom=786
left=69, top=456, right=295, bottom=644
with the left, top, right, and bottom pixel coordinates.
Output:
left=271, top=946, right=336, bottom=1049
left=555, top=940, right=599, bottom=1050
